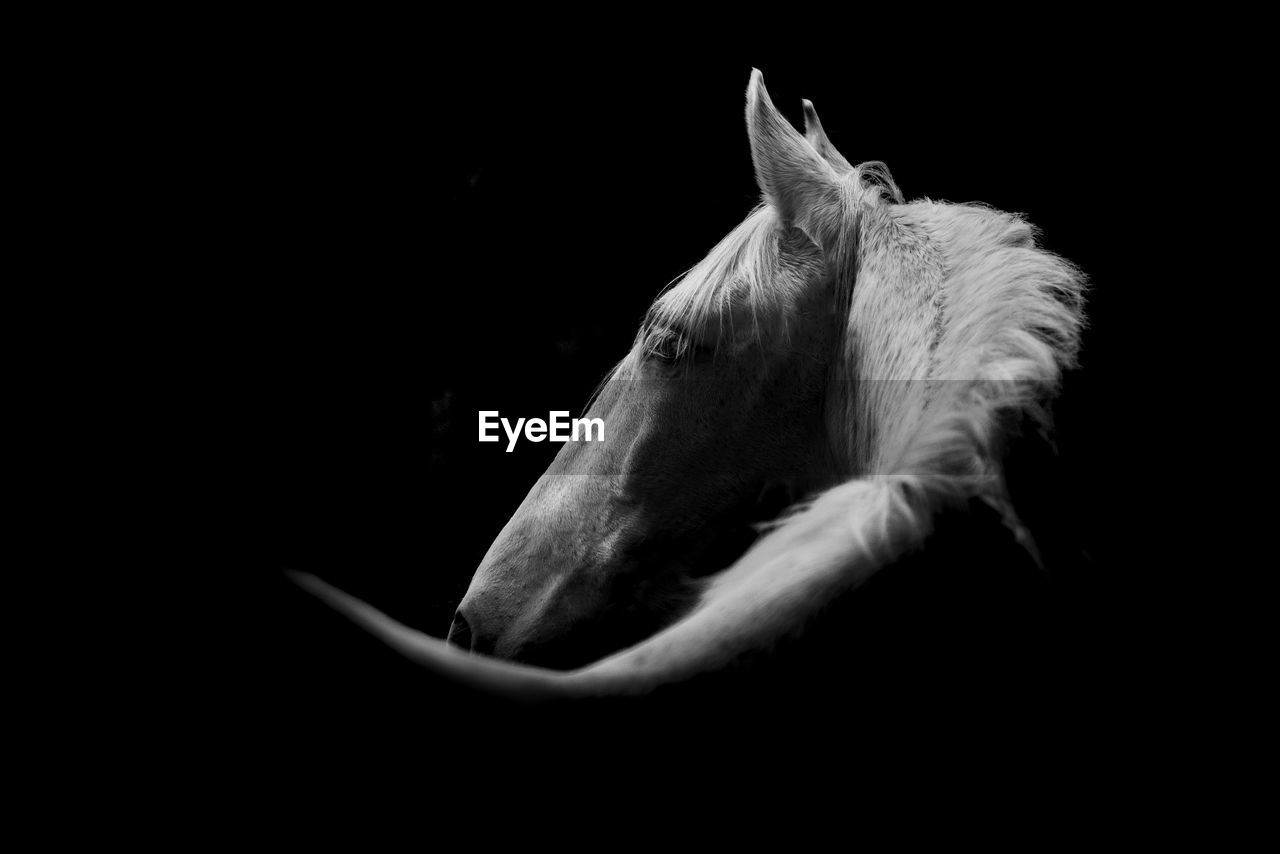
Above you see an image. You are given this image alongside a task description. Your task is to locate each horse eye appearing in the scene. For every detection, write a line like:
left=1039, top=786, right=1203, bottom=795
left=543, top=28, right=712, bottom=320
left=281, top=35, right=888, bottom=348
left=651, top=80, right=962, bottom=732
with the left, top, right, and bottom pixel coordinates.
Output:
left=646, top=328, right=685, bottom=362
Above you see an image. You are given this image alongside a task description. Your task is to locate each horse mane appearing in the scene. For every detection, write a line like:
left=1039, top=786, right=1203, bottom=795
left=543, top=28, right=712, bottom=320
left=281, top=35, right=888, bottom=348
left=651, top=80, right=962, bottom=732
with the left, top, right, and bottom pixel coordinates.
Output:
left=836, top=195, right=1086, bottom=471
left=615, top=159, right=1086, bottom=558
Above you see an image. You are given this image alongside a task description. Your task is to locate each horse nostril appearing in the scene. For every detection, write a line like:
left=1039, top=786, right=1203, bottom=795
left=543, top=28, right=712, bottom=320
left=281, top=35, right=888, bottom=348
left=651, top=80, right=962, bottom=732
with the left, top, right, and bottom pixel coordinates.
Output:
left=447, top=610, right=472, bottom=650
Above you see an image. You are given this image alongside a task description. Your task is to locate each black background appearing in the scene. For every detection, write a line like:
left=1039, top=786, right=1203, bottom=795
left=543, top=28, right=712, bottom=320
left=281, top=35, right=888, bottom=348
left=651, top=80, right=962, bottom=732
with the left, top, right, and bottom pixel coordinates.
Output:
left=209, top=38, right=1208, bottom=797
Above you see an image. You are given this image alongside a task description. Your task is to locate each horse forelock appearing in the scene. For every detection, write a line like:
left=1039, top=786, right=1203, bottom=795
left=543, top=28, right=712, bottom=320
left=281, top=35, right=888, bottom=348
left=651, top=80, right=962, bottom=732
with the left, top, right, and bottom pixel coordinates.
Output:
left=643, top=206, right=787, bottom=352
left=630, top=164, right=897, bottom=366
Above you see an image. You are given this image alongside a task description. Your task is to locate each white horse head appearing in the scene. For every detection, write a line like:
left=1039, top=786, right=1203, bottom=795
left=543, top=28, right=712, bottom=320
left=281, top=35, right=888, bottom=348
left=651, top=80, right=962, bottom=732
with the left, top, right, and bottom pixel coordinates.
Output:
left=294, top=70, right=1086, bottom=697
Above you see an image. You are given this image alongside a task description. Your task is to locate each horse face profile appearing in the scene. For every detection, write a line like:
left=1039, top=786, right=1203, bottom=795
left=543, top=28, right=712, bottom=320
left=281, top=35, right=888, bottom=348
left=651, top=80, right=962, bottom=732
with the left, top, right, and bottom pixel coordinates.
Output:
left=452, top=211, right=841, bottom=667
left=294, top=69, right=1085, bottom=700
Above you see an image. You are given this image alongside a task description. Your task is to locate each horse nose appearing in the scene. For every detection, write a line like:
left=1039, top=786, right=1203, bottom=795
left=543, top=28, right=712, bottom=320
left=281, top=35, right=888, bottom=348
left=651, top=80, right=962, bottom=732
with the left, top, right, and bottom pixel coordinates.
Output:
left=446, top=609, right=473, bottom=649
left=447, top=606, right=498, bottom=655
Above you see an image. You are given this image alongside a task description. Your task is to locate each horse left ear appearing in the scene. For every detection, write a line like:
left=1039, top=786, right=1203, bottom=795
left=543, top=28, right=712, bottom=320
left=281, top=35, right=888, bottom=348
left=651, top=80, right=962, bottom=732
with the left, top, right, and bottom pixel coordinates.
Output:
left=746, top=69, right=839, bottom=243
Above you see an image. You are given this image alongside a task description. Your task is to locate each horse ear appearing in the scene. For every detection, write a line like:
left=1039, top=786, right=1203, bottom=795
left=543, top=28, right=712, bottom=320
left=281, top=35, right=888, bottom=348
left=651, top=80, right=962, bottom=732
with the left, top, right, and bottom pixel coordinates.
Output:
left=802, top=99, right=853, bottom=174
left=746, top=69, right=839, bottom=239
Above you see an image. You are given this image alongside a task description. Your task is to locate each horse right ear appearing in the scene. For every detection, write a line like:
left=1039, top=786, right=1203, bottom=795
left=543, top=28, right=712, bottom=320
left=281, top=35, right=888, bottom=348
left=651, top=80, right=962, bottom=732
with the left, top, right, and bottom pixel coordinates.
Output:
left=746, top=69, right=840, bottom=245
left=802, top=99, right=853, bottom=174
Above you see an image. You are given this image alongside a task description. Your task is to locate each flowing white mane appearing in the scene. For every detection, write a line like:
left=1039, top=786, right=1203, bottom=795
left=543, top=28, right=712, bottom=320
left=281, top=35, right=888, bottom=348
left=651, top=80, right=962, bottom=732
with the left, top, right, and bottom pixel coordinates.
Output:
left=842, top=195, right=1085, bottom=476
left=617, top=158, right=1085, bottom=557
left=625, top=165, right=1085, bottom=480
